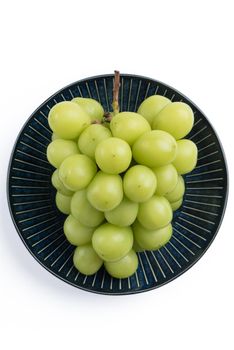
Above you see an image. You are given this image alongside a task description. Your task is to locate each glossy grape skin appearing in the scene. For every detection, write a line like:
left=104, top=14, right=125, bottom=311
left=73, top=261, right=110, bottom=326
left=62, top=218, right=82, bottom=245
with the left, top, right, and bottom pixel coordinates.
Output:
left=172, top=139, right=198, bottom=174
left=110, top=112, right=151, bottom=146
left=95, top=137, right=132, bottom=174
left=46, top=139, right=78, bottom=168
left=123, top=165, right=157, bottom=203
left=72, top=97, right=104, bottom=122
left=137, top=95, right=171, bottom=126
left=78, top=124, right=111, bottom=159
left=55, top=191, right=72, bottom=214
left=104, top=249, right=138, bottom=278
left=48, top=101, right=90, bottom=140
left=92, top=223, right=133, bottom=262
left=51, top=169, right=73, bottom=196
left=137, top=195, right=172, bottom=230
left=132, top=130, right=177, bottom=168
left=104, top=197, right=138, bottom=227
left=59, top=154, right=97, bottom=191
left=152, top=102, right=194, bottom=140
left=73, top=244, right=103, bottom=275
left=63, top=215, right=94, bottom=246
left=165, top=175, right=185, bottom=203
left=152, top=164, right=178, bottom=196
left=170, top=197, right=183, bottom=211
left=133, top=221, right=172, bottom=250
left=71, top=190, right=104, bottom=227
left=87, top=172, right=123, bottom=211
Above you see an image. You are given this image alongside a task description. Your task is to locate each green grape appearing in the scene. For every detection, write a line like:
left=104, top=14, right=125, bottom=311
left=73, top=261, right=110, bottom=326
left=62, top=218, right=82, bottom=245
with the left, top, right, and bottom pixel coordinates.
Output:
left=110, top=112, right=151, bottom=146
left=73, top=244, right=103, bottom=275
left=55, top=191, right=72, bottom=214
left=152, top=102, right=194, bottom=140
left=87, top=171, right=123, bottom=211
left=173, top=139, right=198, bottom=174
left=133, top=221, right=172, bottom=250
left=47, top=139, right=78, bottom=168
left=51, top=169, right=73, bottom=196
left=137, top=195, right=172, bottom=230
left=123, top=165, right=157, bottom=203
left=104, top=196, right=138, bottom=227
left=48, top=101, right=90, bottom=140
left=71, top=190, right=104, bottom=227
left=51, top=133, right=60, bottom=141
left=137, top=95, right=171, bottom=126
left=95, top=137, right=132, bottom=174
left=52, top=132, right=78, bottom=143
left=78, top=124, right=111, bottom=159
left=72, top=97, right=104, bottom=122
left=92, top=223, right=133, bottom=262
left=64, top=215, right=94, bottom=246
left=133, top=239, right=144, bottom=252
left=132, top=130, right=177, bottom=168
left=104, top=249, right=138, bottom=278
left=152, top=164, right=178, bottom=196
left=59, top=154, right=97, bottom=191
left=170, top=197, right=183, bottom=211
left=165, top=175, right=185, bottom=203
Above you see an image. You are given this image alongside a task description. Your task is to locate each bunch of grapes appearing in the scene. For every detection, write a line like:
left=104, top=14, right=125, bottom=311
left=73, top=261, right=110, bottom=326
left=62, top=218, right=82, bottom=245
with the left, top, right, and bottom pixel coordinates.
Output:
left=47, top=74, right=197, bottom=279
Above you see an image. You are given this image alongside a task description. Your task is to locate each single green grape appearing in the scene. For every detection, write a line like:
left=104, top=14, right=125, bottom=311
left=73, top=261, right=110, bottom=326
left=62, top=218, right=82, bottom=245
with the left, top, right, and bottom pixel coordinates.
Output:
left=71, top=190, right=104, bottom=227
left=46, top=139, right=78, bottom=168
left=92, top=223, right=133, bottom=262
left=110, top=112, right=151, bottom=146
left=73, top=244, right=103, bottom=275
left=152, top=102, right=194, bottom=140
left=137, top=195, right=172, bottom=230
left=63, top=215, right=94, bottom=246
left=132, top=130, right=177, bottom=168
left=123, top=165, right=157, bottom=202
left=51, top=169, right=73, bottom=196
left=55, top=191, right=72, bottom=214
left=133, top=221, right=172, bottom=250
left=52, top=132, right=78, bottom=143
left=172, top=139, right=198, bottom=174
left=95, top=137, right=132, bottom=174
left=59, top=154, right=97, bottom=191
left=104, top=196, right=138, bottom=227
left=165, top=175, right=185, bottom=203
left=152, top=164, right=178, bottom=196
left=48, top=101, right=90, bottom=140
left=104, top=249, right=138, bottom=278
left=137, top=95, right=171, bottom=126
left=72, top=97, right=104, bottom=122
left=87, top=171, right=123, bottom=211
left=170, top=197, right=183, bottom=211
left=78, top=124, right=111, bottom=159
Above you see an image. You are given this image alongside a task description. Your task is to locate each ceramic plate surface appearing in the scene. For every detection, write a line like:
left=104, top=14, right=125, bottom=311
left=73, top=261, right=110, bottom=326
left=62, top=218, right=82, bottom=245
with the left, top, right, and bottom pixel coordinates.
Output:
left=7, top=74, right=228, bottom=295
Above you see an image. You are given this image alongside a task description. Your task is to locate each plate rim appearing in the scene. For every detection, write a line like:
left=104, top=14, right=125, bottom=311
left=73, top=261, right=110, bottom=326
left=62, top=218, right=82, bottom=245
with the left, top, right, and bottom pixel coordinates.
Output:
left=6, top=73, right=229, bottom=295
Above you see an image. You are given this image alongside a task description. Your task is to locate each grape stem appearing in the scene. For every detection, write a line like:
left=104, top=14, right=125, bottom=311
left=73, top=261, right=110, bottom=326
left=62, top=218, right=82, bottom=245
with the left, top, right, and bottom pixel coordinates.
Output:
left=104, top=112, right=113, bottom=122
left=92, top=70, right=120, bottom=124
left=112, top=70, right=120, bottom=115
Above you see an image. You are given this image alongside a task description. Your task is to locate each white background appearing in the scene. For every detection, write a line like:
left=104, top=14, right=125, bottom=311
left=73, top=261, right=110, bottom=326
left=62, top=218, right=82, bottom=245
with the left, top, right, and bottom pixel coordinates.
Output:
left=0, top=1, right=233, bottom=349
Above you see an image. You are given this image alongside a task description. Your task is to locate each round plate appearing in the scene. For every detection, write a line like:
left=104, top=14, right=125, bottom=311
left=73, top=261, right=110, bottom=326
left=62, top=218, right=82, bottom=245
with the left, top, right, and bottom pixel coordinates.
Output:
left=7, top=74, right=228, bottom=295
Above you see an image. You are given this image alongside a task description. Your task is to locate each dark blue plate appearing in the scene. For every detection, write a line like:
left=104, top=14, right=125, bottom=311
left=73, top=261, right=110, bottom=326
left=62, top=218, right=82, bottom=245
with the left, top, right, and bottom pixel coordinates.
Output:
left=7, top=74, right=228, bottom=295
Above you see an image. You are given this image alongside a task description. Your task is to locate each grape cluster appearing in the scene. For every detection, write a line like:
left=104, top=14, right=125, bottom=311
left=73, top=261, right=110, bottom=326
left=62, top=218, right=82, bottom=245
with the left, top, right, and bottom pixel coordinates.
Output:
left=47, top=94, right=197, bottom=279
